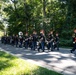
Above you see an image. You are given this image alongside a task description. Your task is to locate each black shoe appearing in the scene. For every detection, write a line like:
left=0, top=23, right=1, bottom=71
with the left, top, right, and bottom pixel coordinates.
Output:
left=51, top=49, right=54, bottom=51
left=25, top=47, right=28, bottom=49
left=42, top=50, right=44, bottom=52
left=70, top=50, right=73, bottom=53
left=57, top=49, right=59, bottom=51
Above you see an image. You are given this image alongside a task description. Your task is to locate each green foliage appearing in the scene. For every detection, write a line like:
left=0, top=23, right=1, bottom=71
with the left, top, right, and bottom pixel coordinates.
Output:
left=60, top=38, right=72, bottom=47
left=0, top=22, right=4, bottom=30
left=1, top=0, right=76, bottom=47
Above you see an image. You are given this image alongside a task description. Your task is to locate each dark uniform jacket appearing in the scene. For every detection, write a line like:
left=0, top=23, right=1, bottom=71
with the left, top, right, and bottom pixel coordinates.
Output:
left=24, top=35, right=29, bottom=42
left=32, top=34, right=38, bottom=42
left=55, top=36, right=59, bottom=43
left=48, top=34, right=54, bottom=43
left=39, top=33, right=45, bottom=42
left=15, top=36, right=19, bottom=42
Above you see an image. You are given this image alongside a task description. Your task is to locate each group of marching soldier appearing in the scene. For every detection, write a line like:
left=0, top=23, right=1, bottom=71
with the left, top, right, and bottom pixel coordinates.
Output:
left=1, top=28, right=76, bottom=53
left=1, top=29, right=59, bottom=52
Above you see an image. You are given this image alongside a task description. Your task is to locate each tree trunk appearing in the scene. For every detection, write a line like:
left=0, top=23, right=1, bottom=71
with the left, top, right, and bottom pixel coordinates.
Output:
left=24, top=0, right=28, bottom=32
left=42, top=0, right=46, bottom=30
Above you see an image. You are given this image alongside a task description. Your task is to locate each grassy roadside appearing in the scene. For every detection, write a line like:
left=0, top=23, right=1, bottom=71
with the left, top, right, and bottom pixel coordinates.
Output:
left=0, top=51, right=62, bottom=75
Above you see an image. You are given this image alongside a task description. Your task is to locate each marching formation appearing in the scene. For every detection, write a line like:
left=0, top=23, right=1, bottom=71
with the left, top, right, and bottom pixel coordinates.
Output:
left=1, top=30, right=59, bottom=52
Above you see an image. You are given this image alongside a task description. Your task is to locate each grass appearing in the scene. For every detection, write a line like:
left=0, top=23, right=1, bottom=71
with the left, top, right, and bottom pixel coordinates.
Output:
left=0, top=51, right=62, bottom=75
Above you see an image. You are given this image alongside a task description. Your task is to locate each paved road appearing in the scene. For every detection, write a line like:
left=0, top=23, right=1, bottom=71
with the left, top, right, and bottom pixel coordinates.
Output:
left=0, top=43, right=76, bottom=75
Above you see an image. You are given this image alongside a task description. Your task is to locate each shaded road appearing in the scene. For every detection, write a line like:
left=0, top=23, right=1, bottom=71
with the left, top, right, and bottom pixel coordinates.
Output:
left=0, top=43, right=76, bottom=75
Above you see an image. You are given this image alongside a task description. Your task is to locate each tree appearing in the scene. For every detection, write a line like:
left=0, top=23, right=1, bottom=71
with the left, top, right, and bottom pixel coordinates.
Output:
left=1, top=0, right=76, bottom=46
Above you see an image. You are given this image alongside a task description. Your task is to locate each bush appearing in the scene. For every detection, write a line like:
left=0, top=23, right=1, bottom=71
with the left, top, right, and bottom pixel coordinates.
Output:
left=59, top=38, right=73, bottom=47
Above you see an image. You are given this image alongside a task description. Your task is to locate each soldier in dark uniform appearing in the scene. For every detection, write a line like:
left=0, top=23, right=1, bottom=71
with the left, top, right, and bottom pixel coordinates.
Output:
left=6, top=36, right=10, bottom=44
left=1, top=36, right=3, bottom=43
left=38, top=30, right=45, bottom=52
left=29, top=34, right=33, bottom=49
left=24, top=32, right=29, bottom=49
left=11, top=34, right=15, bottom=46
left=19, top=35, right=23, bottom=48
left=47, top=30, right=54, bottom=51
left=7, top=36, right=10, bottom=44
left=70, top=28, right=76, bottom=53
left=18, top=32, right=24, bottom=48
left=15, top=35, right=19, bottom=47
left=32, top=31, right=38, bottom=50
left=1, top=36, right=5, bottom=44
left=4, top=35, right=7, bottom=45
left=54, top=33, right=59, bottom=50
left=10, top=35, right=12, bottom=45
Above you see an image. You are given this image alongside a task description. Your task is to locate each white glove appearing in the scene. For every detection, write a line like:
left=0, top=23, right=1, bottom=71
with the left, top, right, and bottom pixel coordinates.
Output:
left=73, top=42, right=75, bottom=44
